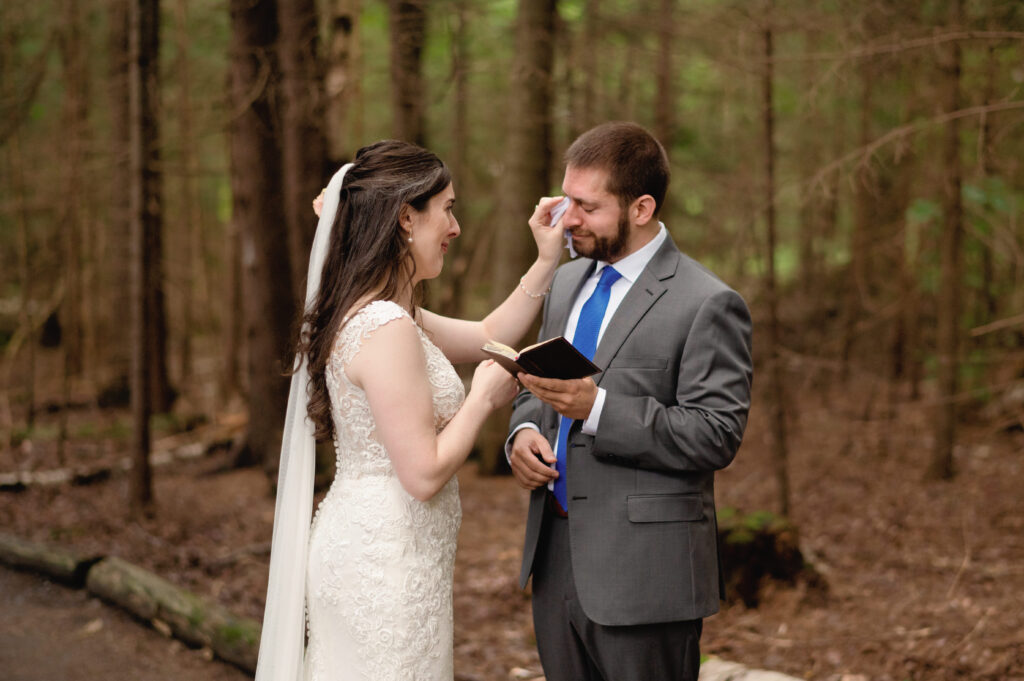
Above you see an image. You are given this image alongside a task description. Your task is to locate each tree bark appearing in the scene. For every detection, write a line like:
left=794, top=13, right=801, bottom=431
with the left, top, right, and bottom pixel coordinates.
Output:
left=796, top=29, right=830, bottom=313
left=324, top=0, right=360, bottom=163
left=134, top=0, right=174, bottom=414
left=278, top=0, right=327, bottom=302
left=5, top=135, right=37, bottom=442
left=479, top=0, right=557, bottom=474
left=762, top=3, right=791, bottom=517
left=437, top=0, right=471, bottom=318
left=929, top=0, right=964, bottom=481
left=58, top=0, right=87, bottom=382
left=228, top=0, right=296, bottom=473
left=220, top=218, right=243, bottom=403
left=840, top=36, right=875, bottom=384
left=653, top=0, right=675, bottom=147
left=495, top=0, right=556, bottom=299
left=976, top=34, right=998, bottom=339
left=56, top=0, right=91, bottom=464
left=129, top=0, right=156, bottom=515
left=577, top=0, right=601, bottom=135
left=107, top=0, right=133, bottom=397
left=387, top=0, right=427, bottom=146
left=173, top=0, right=199, bottom=387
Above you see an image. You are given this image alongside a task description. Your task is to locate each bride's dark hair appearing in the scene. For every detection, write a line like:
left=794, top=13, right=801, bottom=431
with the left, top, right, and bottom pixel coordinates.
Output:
left=298, top=139, right=452, bottom=441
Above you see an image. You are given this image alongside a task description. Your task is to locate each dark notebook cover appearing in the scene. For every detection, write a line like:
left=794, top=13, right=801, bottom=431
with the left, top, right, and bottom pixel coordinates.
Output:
left=482, top=336, right=600, bottom=380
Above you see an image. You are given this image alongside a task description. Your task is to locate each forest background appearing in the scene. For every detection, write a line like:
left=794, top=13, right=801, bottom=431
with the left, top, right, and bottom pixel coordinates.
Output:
left=1, top=1, right=1023, bottom=680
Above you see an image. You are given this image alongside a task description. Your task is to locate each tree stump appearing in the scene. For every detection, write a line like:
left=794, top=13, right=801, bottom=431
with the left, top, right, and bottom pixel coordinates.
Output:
left=717, top=508, right=826, bottom=607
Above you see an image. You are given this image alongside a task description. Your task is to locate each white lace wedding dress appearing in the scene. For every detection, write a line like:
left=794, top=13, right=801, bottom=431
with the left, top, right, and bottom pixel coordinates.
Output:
left=304, top=300, right=465, bottom=681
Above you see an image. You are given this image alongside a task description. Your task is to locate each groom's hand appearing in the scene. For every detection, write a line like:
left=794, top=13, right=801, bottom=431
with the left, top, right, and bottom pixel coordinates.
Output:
left=509, top=429, right=558, bottom=490
left=517, top=374, right=598, bottom=420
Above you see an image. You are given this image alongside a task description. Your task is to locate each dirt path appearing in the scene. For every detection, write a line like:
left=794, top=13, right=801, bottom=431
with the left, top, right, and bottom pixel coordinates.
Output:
left=0, top=567, right=251, bottom=681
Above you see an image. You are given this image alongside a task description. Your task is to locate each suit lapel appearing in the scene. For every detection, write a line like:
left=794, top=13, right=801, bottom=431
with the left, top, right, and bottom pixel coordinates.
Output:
left=547, top=259, right=596, bottom=339
left=592, top=238, right=679, bottom=380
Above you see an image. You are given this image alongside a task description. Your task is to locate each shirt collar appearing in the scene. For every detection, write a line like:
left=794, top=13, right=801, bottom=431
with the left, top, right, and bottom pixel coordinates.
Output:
left=594, top=223, right=667, bottom=284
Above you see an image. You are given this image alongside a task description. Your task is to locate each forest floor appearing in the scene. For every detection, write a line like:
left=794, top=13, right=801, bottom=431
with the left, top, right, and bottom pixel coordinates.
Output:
left=1, top=371, right=1023, bottom=681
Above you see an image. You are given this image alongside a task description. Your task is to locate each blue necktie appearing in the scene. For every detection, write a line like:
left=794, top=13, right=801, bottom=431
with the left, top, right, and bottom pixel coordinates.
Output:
left=553, top=266, right=622, bottom=512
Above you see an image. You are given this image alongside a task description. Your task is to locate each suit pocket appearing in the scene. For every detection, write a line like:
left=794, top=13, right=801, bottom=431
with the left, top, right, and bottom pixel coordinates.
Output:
left=626, top=494, right=704, bottom=523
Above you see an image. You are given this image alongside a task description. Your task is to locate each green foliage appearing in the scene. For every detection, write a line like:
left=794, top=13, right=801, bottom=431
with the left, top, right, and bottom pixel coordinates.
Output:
left=12, top=423, right=60, bottom=445
left=717, top=507, right=790, bottom=546
left=742, top=509, right=779, bottom=531
left=906, top=198, right=942, bottom=226
left=217, top=620, right=259, bottom=647
left=188, top=605, right=206, bottom=629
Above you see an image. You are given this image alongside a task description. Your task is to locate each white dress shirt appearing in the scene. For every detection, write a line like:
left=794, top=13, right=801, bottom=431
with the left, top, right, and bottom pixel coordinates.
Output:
left=506, top=224, right=668, bottom=482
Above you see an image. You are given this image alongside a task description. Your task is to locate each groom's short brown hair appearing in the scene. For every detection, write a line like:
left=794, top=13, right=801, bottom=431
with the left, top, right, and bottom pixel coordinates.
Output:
left=564, top=122, right=670, bottom=216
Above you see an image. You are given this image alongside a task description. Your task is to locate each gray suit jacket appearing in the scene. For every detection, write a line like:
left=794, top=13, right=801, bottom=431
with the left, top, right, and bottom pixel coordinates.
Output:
left=510, top=234, right=753, bottom=626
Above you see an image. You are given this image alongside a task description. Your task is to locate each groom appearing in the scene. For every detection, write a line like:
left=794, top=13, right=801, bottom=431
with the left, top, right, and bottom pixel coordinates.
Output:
left=507, top=121, right=753, bottom=681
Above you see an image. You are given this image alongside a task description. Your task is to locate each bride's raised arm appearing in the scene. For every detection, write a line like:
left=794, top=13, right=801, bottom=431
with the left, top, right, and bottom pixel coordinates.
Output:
left=420, top=197, right=565, bottom=363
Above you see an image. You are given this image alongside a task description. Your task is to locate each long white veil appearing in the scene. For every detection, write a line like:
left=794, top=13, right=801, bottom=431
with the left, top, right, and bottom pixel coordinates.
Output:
left=254, top=163, right=353, bottom=681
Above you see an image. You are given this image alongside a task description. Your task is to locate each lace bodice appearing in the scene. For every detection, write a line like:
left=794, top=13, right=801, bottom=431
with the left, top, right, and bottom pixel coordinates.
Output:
left=304, top=300, right=466, bottom=681
left=324, top=300, right=465, bottom=479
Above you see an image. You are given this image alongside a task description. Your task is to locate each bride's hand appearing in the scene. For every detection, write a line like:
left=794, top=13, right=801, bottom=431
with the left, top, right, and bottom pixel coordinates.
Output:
left=529, top=196, right=569, bottom=263
left=468, top=360, right=520, bottom=411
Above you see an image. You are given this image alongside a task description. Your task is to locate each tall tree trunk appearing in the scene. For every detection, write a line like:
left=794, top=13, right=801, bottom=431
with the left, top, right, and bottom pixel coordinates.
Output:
left=615, top=43, right=637, bottom=122
left=136, top=0, right=173, bottom=414
left=976, top=37, right=998, bottom=338
left=107, top=0, right=133, bottom=398
left=438, top=0, right=470, bottom=317
left=387, top=0, right=426, bottom=146
left=653, top=0, right=675, bottom=147
left=221, top=218, right=243, bottom=403
left=762, top=3, right=790, bottom=517
left=228, top=0, right=296, bottom=473
left=129, top=0, right=156, bottom=516
left=324, top=0, right=360, bottom=163
left=840, top=42, right=875, bottom=384
left=278, top=0, right=327, bottom=303
left=577, top=0, right=600, bottom=135
left=10, top=135, right=37, bottom=435
left=57, top=0, right=91, bottom=465
left=59, top=0, right=87, bottom=382
left=174, top=0, right=200, bottom=387
left=496, top=0, right=556, bottom=295
left=796, top=29, right=826, bottom=314
left=479, top=0, right=557, bottom=474
left=906, top=216, right=925, bottom=401
left=929, top=0, right=964, bottom=480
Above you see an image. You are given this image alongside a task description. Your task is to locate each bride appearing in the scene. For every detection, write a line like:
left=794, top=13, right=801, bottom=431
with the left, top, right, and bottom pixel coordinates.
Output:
left=255, top=140, right=565, bottom=680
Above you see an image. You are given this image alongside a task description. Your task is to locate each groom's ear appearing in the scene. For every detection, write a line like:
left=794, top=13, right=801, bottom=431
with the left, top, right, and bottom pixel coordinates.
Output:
left=631, top=194, right=657, bottom=226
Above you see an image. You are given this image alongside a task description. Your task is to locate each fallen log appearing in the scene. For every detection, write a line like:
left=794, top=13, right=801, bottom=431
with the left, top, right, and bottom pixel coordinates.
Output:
left=86, top=556, right=260, bottom=672
left=0, top=532, right=100, bottom=587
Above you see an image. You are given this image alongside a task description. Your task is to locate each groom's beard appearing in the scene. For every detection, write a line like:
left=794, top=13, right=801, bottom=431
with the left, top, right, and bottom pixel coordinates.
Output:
left=573, top=211, right=630, bottom=262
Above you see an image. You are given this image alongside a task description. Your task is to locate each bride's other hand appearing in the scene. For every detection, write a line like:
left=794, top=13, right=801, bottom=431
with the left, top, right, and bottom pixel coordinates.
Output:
left=529, top=196, right=569, bottom=263
left=468, top=360, right=520, bottom=411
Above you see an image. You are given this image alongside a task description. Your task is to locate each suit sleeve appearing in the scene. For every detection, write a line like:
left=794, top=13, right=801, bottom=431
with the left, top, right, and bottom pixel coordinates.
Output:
left=592, top=288, right=753, bottom=473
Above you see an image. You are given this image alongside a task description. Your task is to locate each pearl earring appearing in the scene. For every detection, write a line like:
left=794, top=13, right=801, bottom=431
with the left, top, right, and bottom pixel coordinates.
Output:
left=407, top=236, right=413, bottom=243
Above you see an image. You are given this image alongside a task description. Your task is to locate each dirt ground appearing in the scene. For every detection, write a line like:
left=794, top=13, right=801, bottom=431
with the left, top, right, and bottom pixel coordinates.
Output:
left=2, top=373, right=1023, bottom=681
left=0, top=567, right=249, bottom=681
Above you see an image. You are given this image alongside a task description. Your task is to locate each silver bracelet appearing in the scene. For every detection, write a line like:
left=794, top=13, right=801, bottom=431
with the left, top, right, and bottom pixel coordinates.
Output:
left=518, top=275, right=550, bottom=299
